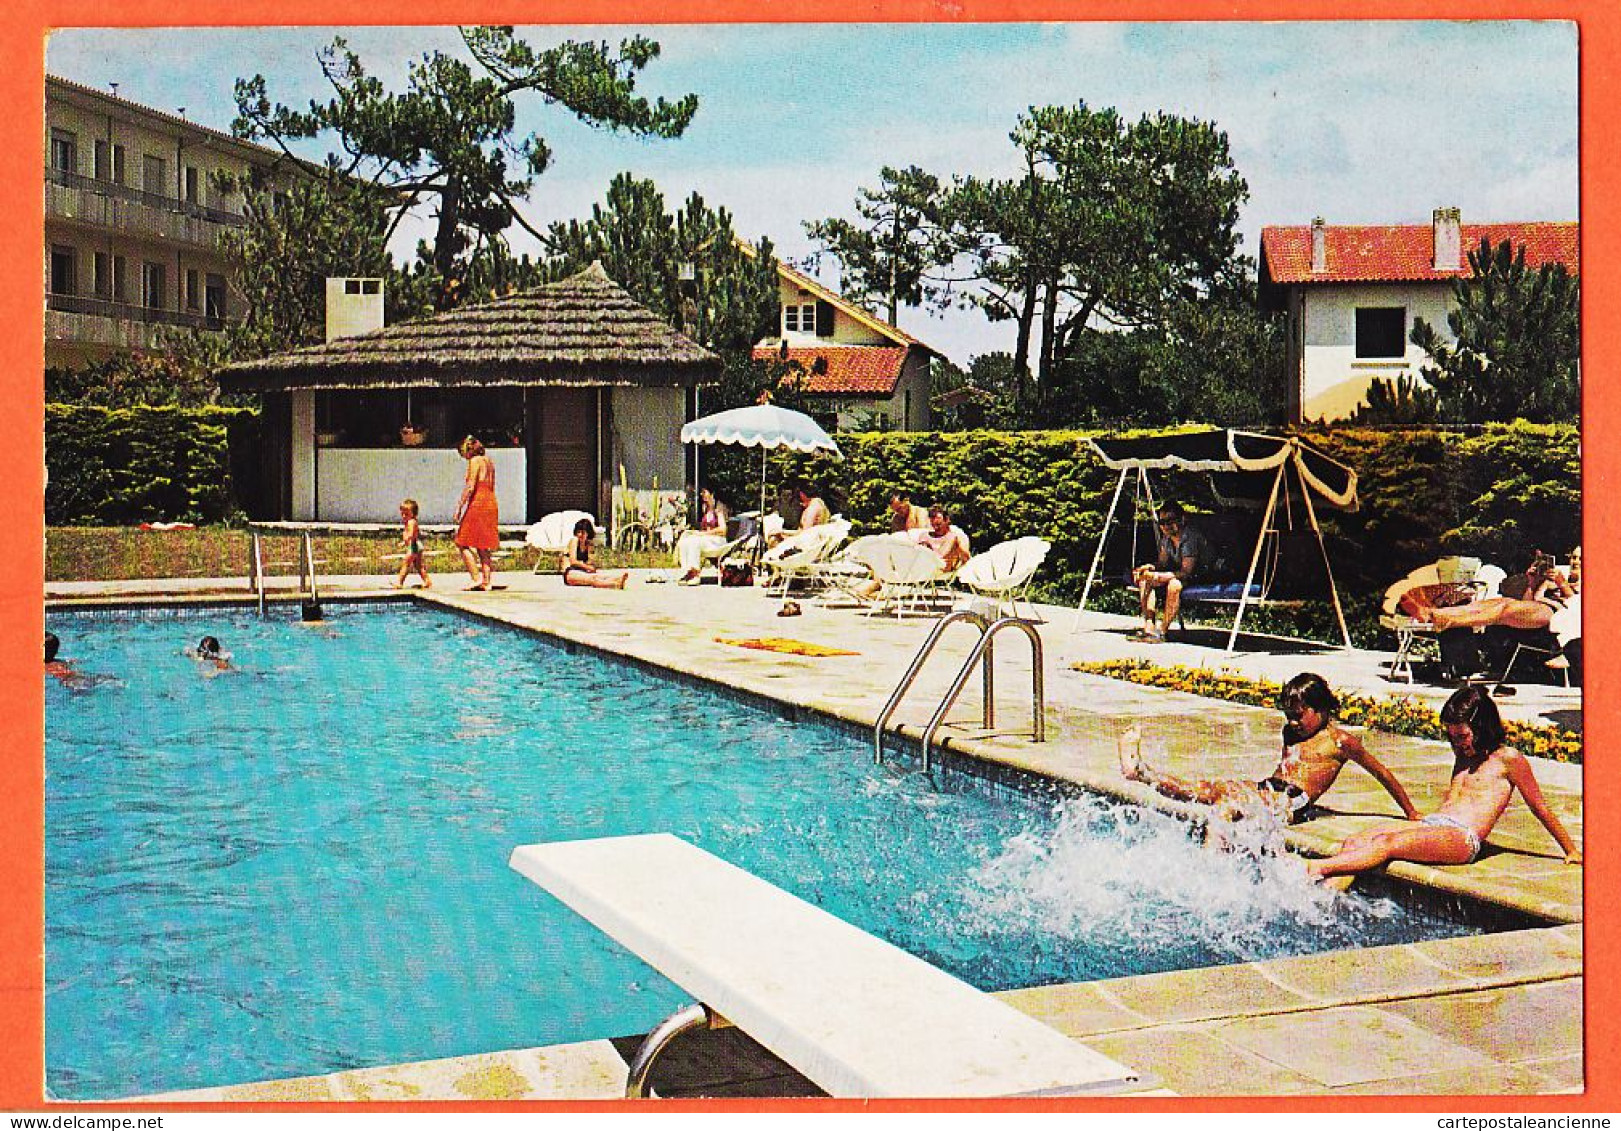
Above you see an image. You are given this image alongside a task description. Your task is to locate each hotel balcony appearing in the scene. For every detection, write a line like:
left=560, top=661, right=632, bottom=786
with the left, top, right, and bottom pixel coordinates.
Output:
left=46, top=292, right=232, bottom=360
left=45, top=167, right=247, bottom=251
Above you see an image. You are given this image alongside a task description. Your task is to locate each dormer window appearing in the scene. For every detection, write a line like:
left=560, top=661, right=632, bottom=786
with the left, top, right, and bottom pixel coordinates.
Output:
left=783, top=302, right=817, bottom=334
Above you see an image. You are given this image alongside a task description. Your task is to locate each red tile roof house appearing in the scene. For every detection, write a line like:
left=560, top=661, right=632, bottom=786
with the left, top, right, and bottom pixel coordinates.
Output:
left=1259, top=209, right=1578, bottom=423
left=747, top=253, right=943, bottom=432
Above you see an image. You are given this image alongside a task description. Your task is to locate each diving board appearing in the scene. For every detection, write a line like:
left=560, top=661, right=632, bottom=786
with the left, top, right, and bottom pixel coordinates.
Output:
left=509, top=833, right=1145, bottom=1098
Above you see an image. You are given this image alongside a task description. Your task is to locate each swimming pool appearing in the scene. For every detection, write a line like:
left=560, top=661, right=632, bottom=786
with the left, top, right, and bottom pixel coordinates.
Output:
left=46, top=602, right=1485, bottom=1099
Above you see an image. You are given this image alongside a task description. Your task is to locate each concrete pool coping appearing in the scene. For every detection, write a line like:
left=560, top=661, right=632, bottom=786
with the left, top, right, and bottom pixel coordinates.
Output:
left=47, top=569, right=1583, bottom=1098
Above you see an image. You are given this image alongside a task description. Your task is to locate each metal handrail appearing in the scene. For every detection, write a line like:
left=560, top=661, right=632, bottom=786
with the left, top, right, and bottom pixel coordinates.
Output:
left=624, top=1002, right=727, bottom=1098
left=920, top=618, right=1046, bottom=773
left=300, top=532, right=321, bottom=603
left=249, top=532, right=266, bottom=617
left=873, top=610, right=993, bottom=766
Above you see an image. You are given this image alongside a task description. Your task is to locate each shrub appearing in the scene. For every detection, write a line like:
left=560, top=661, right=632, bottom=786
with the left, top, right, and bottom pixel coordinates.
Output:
left=46, top=404, right=257, bottom=524
left=777, top=422, right=1579, bottom=599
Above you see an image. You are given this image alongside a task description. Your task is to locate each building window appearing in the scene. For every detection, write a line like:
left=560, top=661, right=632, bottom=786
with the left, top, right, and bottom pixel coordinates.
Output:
left=93, top=139, right=110, bottom=181
left=184, top=166, right=200, bottom=204
left=783, top=302, right=816, bottom=333
left=143, top=154, right=167, bottom=196
left=50, top=246, right=77, bottom=296
left=1354, top=307, right=1407, bottom=359
left=205, top=274, right=227, bottom=324
left=113, top=256, right=128, bottom=302
left=93, top=252, right=111, bottom=298
left=50, top=129, right=78, bottom=174
left=185, top=268, right=201, bottom=310
left=142, top=261, right=167, bottom=310
left=113, top=144, right=126, bottom=185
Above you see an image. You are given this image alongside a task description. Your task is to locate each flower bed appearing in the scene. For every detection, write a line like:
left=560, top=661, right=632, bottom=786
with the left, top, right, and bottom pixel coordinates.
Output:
left=1073, top=659, right=1582, bottom=764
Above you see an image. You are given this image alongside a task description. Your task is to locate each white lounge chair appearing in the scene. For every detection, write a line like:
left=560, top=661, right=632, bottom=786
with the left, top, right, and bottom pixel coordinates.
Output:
left=954, top=537, right=1051, bottom=621
left=809, top=533, right=898, bottom=607
left=759, top=520, right=850, bottom=598
left=526, top=510, right=596, bottom=572
left=1378, top=558, right=1504, bottom=682
left=857, top=538, right=953, bottom=617
left=509, top=834, right=1150, bottom=1098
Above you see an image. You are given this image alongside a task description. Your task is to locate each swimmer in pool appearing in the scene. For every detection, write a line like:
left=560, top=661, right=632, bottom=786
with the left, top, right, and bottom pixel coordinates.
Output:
left=1306, top=685, right=1581, bottom=879
left=1118, top=672, right=1420, bottom=829
left=45, top=631, right=109, bottom=690
left=190, top=635, right=233, bottom=672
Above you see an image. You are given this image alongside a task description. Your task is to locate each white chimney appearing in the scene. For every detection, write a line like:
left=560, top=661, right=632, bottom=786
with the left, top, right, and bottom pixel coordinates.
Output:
left=325, top=277, right=385, bottom=342
left=1310, top=217, right=1327, bottom=274
left=1432, top=207, right=1462, bottom=271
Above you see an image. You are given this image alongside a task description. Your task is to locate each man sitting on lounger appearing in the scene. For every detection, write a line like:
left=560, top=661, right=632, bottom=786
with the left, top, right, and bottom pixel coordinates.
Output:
left=1306, top=685, right=1581, bottom=879
left=1133, top=502, right=1209, bottom=642
left=1118, top=672, right=1420, bottom=828
left=914, top=505, right=972, bottom=571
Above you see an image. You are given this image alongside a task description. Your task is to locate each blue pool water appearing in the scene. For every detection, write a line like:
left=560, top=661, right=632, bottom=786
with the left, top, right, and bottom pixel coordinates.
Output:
left=46, top=603, right=1483, bottom=1099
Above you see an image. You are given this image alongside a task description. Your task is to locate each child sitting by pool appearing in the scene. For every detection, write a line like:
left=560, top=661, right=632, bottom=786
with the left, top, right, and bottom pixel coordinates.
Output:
left=393, top=498, right=432, bottom=589
left=1306, top=685, right=1581, bottom=880
left=562, top=519, right=629, bottom=589
left=1118, top=672, right=1420, bottom=830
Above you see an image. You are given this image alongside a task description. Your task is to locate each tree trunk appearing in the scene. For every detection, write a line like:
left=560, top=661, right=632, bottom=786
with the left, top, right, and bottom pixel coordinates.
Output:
left=1010, top=282, right=1036, bottom=407
left=433, top=183, right=465, bottom=311
left=1037, top=276, right=1060, bottom=406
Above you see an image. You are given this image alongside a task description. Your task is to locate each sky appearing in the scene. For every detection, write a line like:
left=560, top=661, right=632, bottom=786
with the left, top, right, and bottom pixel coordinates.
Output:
left=46, top=22, right=1579, bottom=365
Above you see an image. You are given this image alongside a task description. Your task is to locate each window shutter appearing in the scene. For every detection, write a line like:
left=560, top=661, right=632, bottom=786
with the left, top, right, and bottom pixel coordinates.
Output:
left=815, top=300, right=835, bottom=337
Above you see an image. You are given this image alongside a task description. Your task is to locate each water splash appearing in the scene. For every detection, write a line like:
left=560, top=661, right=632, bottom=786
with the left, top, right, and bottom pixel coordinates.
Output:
left=963, top=794, right=1398, bottom=972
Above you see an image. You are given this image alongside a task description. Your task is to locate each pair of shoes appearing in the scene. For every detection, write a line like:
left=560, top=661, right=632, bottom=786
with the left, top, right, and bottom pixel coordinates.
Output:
left=678, top=576, right=701, bottom=587
left=777, top=600, right=802, bottom=618
left=1129, top=628, right=1164, bottom=643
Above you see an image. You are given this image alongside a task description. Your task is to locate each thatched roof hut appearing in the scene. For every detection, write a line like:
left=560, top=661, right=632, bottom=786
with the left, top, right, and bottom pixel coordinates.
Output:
left=217, top=262, right=721, bottom=392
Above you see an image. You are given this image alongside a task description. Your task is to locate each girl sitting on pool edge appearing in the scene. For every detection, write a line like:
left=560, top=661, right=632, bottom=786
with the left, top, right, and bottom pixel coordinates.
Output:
left=561, top=519, right=629, bottom=589
left=1306, top=685, right=1581, bottom=880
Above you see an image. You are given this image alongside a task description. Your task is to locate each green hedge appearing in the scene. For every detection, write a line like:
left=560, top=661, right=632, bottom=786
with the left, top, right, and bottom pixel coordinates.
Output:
left=774, top=422, right=1579, bottom=597
left=45, top=404, right=261, bottom=525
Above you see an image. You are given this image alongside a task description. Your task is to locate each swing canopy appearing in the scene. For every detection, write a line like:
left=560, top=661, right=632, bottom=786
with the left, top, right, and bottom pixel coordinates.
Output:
left=1085, top=429, right=1359, bottom=511
left=1079, top=429, right=1360, bottom=651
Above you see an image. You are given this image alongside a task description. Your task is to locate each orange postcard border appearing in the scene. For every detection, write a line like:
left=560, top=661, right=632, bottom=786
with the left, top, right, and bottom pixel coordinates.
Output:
left=5, top=0, right=1611, bottom=1113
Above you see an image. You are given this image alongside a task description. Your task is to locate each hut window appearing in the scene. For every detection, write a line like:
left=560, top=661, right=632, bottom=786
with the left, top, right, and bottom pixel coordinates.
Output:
left=314, top=388, right=526, bottom=448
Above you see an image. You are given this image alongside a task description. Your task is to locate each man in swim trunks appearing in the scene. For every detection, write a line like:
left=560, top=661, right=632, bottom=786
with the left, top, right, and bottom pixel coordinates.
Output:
left=1118, top=672, right=1420, bottom=828
left=1306, top=685, right=1581, bottom=879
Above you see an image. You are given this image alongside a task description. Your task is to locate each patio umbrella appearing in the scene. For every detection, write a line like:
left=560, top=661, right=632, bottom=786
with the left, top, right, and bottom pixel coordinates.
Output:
left=680, top=404, right=843, bottom=520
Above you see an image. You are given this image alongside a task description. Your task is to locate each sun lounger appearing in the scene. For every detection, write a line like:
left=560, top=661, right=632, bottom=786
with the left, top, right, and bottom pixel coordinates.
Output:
left=509, top=833, right=1148, bottom=1098
left=759, top=520, right=850, bottom=598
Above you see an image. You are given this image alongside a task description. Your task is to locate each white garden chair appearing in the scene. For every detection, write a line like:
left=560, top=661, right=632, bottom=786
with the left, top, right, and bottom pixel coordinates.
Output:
left=857, top=538, right=954, bottom=618
left=954, top=537, right=1051, bottom=621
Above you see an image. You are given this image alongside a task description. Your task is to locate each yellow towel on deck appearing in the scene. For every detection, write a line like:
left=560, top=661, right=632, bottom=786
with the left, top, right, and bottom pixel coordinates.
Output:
left=714, top=637, right=860, bottom=657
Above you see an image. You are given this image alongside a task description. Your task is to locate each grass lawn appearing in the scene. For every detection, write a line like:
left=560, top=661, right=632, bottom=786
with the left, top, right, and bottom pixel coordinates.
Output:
left=47, top=526, right=674, bottom=583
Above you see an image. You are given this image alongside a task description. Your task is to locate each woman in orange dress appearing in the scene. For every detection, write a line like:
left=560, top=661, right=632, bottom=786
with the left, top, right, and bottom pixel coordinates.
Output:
left=453, top=435, right=500, bottom=590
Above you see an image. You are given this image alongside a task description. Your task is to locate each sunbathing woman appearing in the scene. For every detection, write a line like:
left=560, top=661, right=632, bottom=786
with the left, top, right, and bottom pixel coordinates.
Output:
left=1118, top=672, right=1419, bottom=827
left=1306, top=685, right=1581, bottom=879
left=562, top=519, right=628, bottom=589
left=1421, top=550, right=1574, bottom=632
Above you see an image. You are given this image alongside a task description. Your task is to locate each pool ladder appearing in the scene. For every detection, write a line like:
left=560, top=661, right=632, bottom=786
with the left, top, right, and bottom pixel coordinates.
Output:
left=873, top=610, right=1046, bottom=774
left=247, top=531, right=322, bottom=617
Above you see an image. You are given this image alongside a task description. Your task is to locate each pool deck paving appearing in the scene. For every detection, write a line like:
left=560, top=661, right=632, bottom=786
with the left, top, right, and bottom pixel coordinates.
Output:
left=49, top=569, right=1584, bottom=1100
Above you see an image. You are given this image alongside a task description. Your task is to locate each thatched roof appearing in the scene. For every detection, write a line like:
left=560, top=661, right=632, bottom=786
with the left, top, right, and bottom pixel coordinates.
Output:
left=217, top=262, right=722, bottom=392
